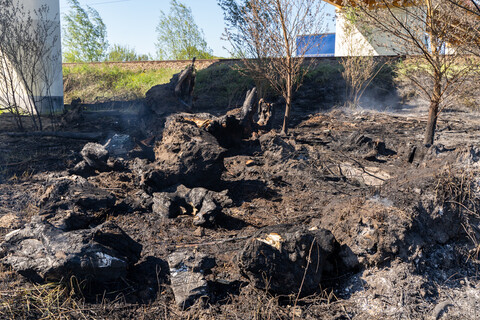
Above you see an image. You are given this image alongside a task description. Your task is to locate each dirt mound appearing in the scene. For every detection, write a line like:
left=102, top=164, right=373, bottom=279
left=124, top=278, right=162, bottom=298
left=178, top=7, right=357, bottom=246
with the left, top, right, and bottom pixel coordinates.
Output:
left=135, top=115, right=227, bottom=192
left=320, top=197, right=412, bottom=267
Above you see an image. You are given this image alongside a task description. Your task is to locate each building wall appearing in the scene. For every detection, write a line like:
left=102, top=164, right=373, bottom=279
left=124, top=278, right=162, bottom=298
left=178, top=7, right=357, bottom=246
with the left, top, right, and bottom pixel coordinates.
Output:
left=26, top=0, right=64, bottom=113
left=0, top=53, right=31, bottom=113
left=62, top=59, right=229, bottom=71
left=0, top=0, right=63, bottom=114
left=335, top=7, right=427, bottom=57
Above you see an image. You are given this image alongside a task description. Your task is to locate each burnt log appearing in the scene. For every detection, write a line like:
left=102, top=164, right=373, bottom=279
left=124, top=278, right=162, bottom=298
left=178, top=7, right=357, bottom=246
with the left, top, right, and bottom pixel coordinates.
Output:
left=61, top=99, right=84, bottom=127
left=238, top=88, right=257, bottom=136
left=133, top=116, right=226, bottom=192
left=238, top=224, right=337, bottom=296
left=257, top=98, right=274, bottom=129
left=175, top=57, right=196, bottom=109
left=80, top=143, right=109, bottom=171
left=145, top=58, right=197, bottom=115
left=0, top=218, right=141, bottom=284
left=152, top=184, right=232, bottom=227
left=38, top=176, right=116, bottom=231
left=239, top=88, right=257, bottom=125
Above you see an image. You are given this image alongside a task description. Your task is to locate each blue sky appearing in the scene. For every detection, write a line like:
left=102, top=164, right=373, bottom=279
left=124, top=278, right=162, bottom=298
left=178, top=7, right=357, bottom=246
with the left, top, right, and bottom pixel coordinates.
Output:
left=59, top=0, right=336, bottom=58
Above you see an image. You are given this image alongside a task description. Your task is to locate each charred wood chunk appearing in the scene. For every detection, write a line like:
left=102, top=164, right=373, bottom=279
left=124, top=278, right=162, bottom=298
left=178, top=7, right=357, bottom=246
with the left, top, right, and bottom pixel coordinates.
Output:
left=168, top=250, right=215, bottom=310
left=239, top=88, right=257, bottom=136
left=145, top=58, right=197, bottom=115
left=146, top=117, right=226, bottom=191
left=61, top=98, right=83, bottom=126
left=152, top=185, right=231, bottom=227
left=238, top=224, right=337, bottom=296
left=80, top=142, right=110, bottom=171
left=257, top=98, right=274, bottom=129
left=38, top=177, right=116, bottom=231
left=175, top=58, right=197, bottom=109
left=0, top=218, right=141, bottom=284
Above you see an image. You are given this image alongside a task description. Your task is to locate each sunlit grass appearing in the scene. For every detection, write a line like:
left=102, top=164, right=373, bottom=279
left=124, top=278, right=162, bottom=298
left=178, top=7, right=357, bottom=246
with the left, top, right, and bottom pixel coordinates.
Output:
left=63, top=63, right=180, bottom=104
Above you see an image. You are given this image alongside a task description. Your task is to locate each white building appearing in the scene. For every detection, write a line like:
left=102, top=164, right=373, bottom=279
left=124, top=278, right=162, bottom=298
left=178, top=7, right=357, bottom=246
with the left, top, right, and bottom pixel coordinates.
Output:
left=324, top=0, right=427, bottom=57
left=0, top=0, right=63, bottom=114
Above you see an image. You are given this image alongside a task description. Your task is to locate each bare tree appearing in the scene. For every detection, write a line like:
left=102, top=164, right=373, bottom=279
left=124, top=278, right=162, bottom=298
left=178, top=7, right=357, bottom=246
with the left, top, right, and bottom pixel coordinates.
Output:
left=0, top=0, right=61, bottom=131
left=339, top=6, right=387, bottom=108
left=350, top=0, right=479, bottom=145
left=446, top=0, right=480, bottom=17
left=222, top=0, right=325, bottom=134
left=444, top=0, right=480, bottom=56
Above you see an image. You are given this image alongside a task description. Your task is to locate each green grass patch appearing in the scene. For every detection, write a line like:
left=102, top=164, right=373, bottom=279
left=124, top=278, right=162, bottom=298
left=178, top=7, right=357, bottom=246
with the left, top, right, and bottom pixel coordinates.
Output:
left=393, top=56, right=478, bottom=82
left=194, top=63, right=254, bottom=109
left=63, top=64, right=180, bottom=104
left=305, top=61, right=344, bottom=84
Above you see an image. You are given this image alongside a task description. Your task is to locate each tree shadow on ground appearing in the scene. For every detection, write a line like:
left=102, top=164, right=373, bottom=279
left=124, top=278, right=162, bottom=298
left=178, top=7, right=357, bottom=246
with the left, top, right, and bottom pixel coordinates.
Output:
left=222, top=179, right=279, bottom=207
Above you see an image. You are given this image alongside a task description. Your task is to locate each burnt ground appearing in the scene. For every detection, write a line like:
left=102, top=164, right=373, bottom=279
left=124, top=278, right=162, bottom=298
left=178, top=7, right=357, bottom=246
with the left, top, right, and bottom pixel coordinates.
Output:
left=1, top=102, right=480, bottom=320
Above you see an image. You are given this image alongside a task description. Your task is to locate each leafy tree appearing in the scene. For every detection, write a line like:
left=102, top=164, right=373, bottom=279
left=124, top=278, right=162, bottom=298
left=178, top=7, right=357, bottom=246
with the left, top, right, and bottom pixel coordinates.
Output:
left=217, top=0, right=246, bottom=31
left=62, top=0, right=108, bottom=62
left=156, top=0, right=213, bottom=60
left=217, top=0, right=249, bottom=55
left=107, top=44, right=149, bottom=61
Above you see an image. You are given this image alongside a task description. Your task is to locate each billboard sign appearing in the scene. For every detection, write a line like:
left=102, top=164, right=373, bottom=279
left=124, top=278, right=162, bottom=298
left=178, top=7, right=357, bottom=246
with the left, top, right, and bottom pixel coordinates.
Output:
left=296, top=33, right=335, bottom=57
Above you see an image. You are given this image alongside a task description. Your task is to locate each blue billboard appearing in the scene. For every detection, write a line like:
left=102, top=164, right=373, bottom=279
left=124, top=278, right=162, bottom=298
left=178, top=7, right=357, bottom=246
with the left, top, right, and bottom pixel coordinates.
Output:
left=296, top=33, right=335, bottom=57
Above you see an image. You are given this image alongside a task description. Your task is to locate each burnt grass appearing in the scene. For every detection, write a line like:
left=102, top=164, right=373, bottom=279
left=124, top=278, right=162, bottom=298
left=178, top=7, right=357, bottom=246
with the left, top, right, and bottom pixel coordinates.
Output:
left=1, top=97, right=480, bottom=319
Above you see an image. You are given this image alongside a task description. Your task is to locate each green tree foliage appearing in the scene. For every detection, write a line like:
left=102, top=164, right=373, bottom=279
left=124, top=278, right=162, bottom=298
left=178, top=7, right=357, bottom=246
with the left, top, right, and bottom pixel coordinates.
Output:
left=217, top=0, right=246, bottom=27
left=217, top=0, right=248, bottom=56
left=156, top=0, right=213, bottom=60
left=107, top=44, right=150, bottom=62
left=62, top=0, right=108, bottom=62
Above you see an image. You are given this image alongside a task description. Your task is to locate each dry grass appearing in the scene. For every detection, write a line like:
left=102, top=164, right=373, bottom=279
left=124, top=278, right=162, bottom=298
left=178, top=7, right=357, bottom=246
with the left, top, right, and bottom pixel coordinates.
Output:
left=435, top=166, right=480, bottom=260
left=63, top=64, right=180, bottom=104
left=0, top=269, right=86, bottom=320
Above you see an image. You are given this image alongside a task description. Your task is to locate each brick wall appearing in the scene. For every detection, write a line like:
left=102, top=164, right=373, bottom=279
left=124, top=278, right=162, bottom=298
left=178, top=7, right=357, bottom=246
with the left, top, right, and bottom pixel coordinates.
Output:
left=62, top=59, right=239, bottom=71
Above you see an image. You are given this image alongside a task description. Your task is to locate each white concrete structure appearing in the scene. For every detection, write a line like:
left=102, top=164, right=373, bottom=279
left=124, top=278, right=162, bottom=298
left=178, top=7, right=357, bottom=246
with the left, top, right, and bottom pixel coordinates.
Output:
left=0, top=0, right=63, bottom=114
left=334, top=6, right=427, bottom=57
left=334, top=9, right=394, bottom=56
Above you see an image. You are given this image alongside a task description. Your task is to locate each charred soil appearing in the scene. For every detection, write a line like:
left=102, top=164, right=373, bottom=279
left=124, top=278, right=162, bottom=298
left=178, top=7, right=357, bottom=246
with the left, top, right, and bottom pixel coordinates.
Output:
left=1, top=101, right=480, bottom=319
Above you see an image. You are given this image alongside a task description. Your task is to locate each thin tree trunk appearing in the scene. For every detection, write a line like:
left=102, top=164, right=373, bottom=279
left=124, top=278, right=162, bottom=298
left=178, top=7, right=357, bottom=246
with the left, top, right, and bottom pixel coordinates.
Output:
left=277, top=0, right=293, bottom=135
left=282, top=71, right=292, bottom=135
left=424, top=68, right=442, bottom=145
left=424, top=100, right=439, bottom=145
left=423, top=0, right=439, bottom=146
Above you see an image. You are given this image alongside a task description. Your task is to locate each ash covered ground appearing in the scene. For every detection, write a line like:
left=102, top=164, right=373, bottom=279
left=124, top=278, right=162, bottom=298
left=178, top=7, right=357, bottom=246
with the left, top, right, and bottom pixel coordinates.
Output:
left=1, top=95, right=480, bottom=319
